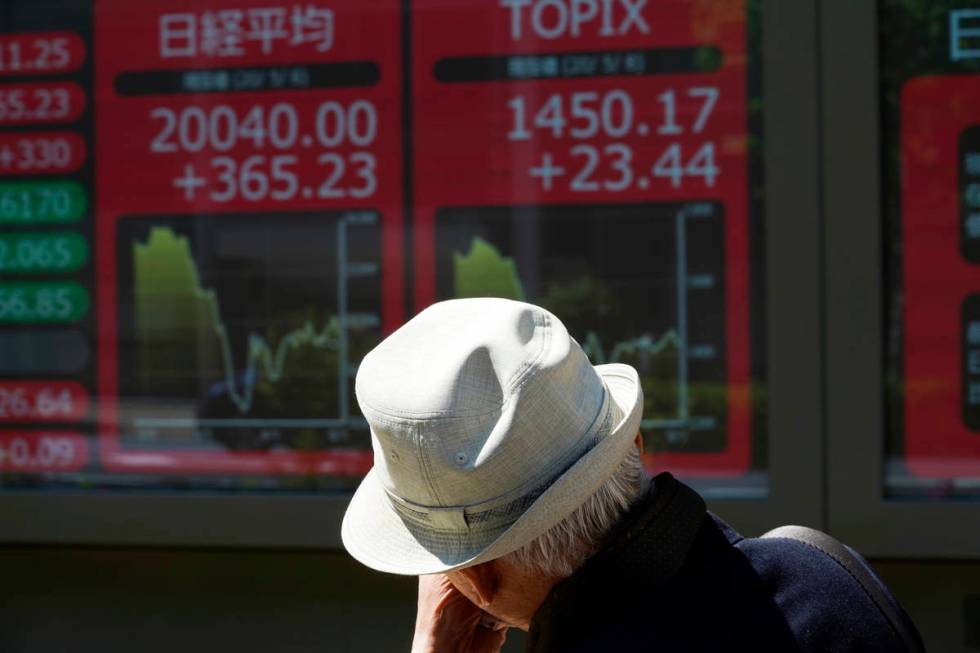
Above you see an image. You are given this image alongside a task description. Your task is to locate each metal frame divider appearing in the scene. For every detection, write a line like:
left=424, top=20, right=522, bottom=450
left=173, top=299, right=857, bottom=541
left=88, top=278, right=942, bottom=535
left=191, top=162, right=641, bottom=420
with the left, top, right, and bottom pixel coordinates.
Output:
left=711, top=0, right=824, bottom=537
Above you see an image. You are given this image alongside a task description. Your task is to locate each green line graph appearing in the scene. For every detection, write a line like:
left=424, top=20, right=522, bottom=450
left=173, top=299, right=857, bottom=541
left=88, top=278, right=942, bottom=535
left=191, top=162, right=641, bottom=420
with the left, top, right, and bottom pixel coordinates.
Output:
left=453, top=236, right=681, bottom=364
left=437, top=203, right=727, bottom=450
left=133, top=226, right=344, bottom=416
left=580, top=330, right=681, bottom=365
left=453, top=237, right=526, bottom=301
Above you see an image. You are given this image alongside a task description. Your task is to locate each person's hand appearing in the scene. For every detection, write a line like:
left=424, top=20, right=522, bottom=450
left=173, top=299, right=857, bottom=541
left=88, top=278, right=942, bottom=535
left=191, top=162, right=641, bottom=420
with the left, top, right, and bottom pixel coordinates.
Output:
left=410, top=574, right=508, bottom=653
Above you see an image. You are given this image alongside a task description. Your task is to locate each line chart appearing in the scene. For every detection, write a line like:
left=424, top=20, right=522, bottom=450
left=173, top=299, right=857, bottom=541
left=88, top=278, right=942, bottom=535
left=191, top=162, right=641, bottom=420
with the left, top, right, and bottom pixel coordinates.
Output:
left=436, top=202, right=727, bottom=451
left=117, top=211, right=381, bottom=443
left=580, top=329, right=681, bottom=365
left=135, top=227, right=346, bottom=415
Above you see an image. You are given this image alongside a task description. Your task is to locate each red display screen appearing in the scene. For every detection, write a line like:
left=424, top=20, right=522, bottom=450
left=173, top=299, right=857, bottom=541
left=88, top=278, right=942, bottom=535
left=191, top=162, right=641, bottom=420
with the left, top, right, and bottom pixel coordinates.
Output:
left=413, top=0, right=752, bottom=475
left=901, top=77, right=980, bottom=478
left=95, top=0, right=403, bottom=478
left=0, top=0, right=763, bottom=491
left=882, top=2, right=980, bottom=494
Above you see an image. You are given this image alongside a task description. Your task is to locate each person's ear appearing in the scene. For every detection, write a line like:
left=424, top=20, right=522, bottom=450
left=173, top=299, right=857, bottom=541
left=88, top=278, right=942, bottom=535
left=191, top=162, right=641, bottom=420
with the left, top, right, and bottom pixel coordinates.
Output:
left=451, top=562, right=499, bottom=610
left=635, top=431, right=644, bottom=454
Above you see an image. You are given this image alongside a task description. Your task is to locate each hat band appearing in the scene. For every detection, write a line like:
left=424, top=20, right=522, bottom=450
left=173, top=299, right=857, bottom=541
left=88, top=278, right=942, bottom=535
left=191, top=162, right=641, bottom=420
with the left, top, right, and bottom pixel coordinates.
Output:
left=384, top=387, right=616, bottom=535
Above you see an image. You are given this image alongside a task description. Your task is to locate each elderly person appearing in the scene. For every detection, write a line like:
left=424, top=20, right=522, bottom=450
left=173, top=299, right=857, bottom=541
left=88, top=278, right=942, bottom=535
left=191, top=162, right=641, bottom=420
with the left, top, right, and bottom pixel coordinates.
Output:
left=342, top=299, right=921, bottom=652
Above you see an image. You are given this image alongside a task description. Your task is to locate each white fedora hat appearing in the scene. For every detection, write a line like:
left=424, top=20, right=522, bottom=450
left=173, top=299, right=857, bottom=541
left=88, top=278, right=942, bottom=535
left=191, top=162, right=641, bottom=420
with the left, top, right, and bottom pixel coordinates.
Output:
left=342, top=298, right=643, bottom=575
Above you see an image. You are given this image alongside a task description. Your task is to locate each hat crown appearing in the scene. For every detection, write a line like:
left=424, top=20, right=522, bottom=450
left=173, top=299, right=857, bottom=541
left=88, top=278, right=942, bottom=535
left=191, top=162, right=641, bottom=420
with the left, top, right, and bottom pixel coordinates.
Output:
left=355, top=298, right=607, bottom=513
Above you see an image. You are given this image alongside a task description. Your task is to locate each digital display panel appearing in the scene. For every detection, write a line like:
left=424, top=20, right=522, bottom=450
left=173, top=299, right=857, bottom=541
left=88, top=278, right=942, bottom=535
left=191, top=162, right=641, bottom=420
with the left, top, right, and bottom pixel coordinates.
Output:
left=0, top=0, right=764, bottom=493
left=93, top=0, right=403, bottom=485
left=881, top=1, right=980, bottom=497
left=0, top=1, right=96, bottom=483
left=413, top=0, right=763, bottom=480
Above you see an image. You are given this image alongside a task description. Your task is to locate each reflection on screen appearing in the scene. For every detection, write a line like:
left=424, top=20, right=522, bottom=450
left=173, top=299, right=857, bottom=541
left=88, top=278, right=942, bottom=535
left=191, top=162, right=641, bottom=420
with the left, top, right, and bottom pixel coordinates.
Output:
left=882, top=1, right=980, bottom=498
left=0, top=0, right=765, bottom=494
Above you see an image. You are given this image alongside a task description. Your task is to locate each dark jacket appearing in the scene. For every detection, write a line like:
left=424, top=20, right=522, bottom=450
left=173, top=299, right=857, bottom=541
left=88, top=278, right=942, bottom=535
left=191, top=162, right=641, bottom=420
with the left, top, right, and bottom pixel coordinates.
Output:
left=525, top=473, right=921, bottom=652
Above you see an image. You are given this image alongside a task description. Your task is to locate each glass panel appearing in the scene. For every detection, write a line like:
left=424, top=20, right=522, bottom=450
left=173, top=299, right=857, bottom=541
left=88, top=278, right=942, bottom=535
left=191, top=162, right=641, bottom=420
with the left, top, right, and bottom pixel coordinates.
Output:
left=0, top=0, right=765, bottom=497
left=881, top=0, right=980, bottom=498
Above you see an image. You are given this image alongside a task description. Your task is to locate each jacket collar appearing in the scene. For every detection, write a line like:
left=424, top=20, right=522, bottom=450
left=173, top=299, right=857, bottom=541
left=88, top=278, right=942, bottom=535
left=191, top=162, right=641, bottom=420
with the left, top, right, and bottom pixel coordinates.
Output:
left=526, top=472, right=707, bottom=650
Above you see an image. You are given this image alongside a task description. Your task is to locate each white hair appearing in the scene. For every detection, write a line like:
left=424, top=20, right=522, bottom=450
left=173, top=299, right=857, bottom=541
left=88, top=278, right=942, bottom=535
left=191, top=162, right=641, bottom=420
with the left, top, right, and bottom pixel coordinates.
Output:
left=502, top=445, right=647, bottom=578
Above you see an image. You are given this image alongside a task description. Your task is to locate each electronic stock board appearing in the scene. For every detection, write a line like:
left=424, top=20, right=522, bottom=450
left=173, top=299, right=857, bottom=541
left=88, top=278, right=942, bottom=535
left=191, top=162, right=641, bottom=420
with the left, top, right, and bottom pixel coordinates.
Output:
left=0, top=0, right=764, bottom=491
left=882, top=2, right=980, bottom=493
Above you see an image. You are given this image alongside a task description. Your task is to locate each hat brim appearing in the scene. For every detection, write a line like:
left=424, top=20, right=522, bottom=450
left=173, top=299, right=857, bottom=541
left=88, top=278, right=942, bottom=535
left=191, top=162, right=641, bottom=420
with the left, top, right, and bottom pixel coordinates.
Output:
left=341, top=363, right=644, bottom=576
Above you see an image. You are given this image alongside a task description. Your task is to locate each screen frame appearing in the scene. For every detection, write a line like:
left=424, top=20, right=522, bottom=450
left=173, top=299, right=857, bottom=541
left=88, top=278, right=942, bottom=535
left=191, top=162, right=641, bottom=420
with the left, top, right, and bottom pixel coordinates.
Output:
left=0, top=0, right=825, bottom=548
left=823, top=0, right=980, bottom=558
